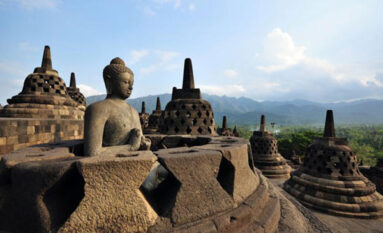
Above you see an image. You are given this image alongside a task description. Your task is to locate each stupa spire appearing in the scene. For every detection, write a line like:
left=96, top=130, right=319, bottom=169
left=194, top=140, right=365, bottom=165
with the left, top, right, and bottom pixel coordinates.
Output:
left=41, top=45, right=52, bottom=70
left=182, top=58, right=195, bottom=90
left=324, top=110, right=335, bottom=137
left=156, top=97, right=161, bottom=111
left=141, top=101, right=146, bottom=114
left=222, top=116, right=228, bottom=129
left=260, top=115, right=266, bottom=132
left=70, top=72, right=76, bottom=88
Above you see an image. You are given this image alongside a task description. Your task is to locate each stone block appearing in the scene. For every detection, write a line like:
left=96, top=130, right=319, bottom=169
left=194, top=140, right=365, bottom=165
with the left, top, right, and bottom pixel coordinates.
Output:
left=156, top=147, right=235, bottom=226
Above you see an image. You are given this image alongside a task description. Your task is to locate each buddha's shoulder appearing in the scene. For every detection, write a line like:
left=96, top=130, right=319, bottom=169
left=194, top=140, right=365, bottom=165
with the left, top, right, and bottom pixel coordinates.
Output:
left=124, top=102, right=138, bottom=113
left=85, top=99, right=114, bottom=113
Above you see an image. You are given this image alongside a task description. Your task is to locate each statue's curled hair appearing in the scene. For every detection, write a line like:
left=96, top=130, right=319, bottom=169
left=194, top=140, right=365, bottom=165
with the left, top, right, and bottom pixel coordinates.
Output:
left=103, top=57, right=134, bottom=95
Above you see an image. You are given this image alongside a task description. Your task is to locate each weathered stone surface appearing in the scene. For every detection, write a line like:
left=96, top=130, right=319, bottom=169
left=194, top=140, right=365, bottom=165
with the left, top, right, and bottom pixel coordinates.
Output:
left=0, top=158, right=82, bottom=233
left=59, top=151, right=158, bottom=233
left=155, top=148, right=235, bottom=225
left=195, top=137, right=259, bottom=204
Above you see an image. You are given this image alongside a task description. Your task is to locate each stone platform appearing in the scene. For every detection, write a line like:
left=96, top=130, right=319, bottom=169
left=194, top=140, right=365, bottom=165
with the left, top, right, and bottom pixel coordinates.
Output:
left=0, top=135, right=333, bottom=233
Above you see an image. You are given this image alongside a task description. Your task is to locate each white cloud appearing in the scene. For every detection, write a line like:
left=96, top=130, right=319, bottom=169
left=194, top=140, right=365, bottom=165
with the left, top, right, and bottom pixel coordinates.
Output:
left=200, top=84, right=245, bottom=96
left=152, top=0, right=181, bottom=8
left=18, top=42, right=39, bottom=52
left=128, top=49, right=149, bottom=65
left=143, top=6, right=156, bottom=16
left=0, top=61, right=28, bottom=76
left=256, top=28, right=373, bottom=84
left=223, top=69, right=237, bottom=78
left=1, top=0, right=60, bottom=10
left=256, top=28, right=306, bottom=72
left=77, top=84, right=103, bottom=97
left=140, top=50, right=179, bottom=75
left=188, top=3, right=195, bottom=12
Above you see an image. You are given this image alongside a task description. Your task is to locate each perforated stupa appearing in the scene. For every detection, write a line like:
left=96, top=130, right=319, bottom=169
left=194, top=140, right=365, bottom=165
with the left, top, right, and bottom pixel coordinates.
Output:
left=67, top=72, right=86, bottom=108
left=144, top=97, right=163, bottom=134
left=284, top=110, right=383, bottom=218
left=250, top=115, right=291, bottom=179
left=0, top=46, right=84, bottom=119
left=159, top=58, right=215, bottom=135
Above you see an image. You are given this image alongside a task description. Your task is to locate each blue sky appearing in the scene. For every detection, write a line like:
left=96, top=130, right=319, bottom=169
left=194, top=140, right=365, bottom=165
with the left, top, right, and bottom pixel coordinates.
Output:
left=0, top=0, right=382, bottom=105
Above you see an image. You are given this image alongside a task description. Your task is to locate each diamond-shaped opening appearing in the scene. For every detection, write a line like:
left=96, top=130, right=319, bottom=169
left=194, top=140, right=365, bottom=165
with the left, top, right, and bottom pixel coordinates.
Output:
left=181, top=104, right=186, bottom=109
left=174, top=126, right=179, bottom=133
left=140, top=163, right=181, bottom=217
left=186, top=127, right=192, bottom=134
left=192, top=104, right=197, bottom=110
left=208, top=127, right=212, bottom=134
left=192, top=118, right=197, bottom=125
left=202, top=105, right=206, bottom=110
left=197, top=127, right=203, bottom=134
left=180, top=119, right=186, bottom=125
left=206, top=111, right=210, bottom=117
left=203, top=119, right=208, bottom=125
left=43, top=164, right=85, bottom=231
left=197, top=111, right=202, bottom=118
left=186, top=111, right=191, bottom=118
left=176, top=111, right=180, bottom=117
left=216, top=156, right=235, bottom=196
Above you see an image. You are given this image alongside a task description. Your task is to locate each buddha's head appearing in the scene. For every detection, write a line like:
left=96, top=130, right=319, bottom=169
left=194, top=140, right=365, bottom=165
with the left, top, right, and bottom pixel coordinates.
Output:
left=103, top=57, right=134, bottom=99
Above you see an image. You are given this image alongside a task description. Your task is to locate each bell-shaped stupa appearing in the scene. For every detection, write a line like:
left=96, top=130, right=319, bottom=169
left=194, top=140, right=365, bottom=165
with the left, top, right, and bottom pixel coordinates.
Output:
left=159, top=58, right=215, bottom=135
left=144, top=97, right=163, bottom=133
left=284, top=110, right=383, bottom=218
left=67, top=72, right=86, bottom=109
left=139, top=101, right=150, bottom=129
left=0, top=46, right=84, bottom=119
left=217, top=116, right=234, bottom=136
left=250, top=115, right=291, bottom=179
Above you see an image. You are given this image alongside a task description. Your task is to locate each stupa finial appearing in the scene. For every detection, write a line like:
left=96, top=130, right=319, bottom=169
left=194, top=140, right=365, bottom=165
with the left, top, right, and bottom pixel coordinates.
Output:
left=141, top=101, right=146, bottom=114
left=70, top=72, right=76, bottom=88
left=222, top=116, right=228, bottom=129
left=324, top=110, right=335, bottom=137
left=182, top=58, right=195, bottom=90
left=156, top=97, right=161, bottom=111
left=260, top=115, right=266, bottom=132
left=41, top=45, right=52, bottom=70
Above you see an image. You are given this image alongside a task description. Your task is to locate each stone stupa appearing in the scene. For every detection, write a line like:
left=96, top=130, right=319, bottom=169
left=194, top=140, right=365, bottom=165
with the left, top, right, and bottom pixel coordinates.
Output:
left=0, top=46, right=84, bottom=119
left=144, top=97, right=163, bottom=134
left=250, top=115, right=291, bottom=179
left=139, top=101, right=150, bottom=129
left=284, top=110, right=383, bottom=218
left=67, top=72, right=86, bottom=109
left=217, top=116, right=234, bottom=136
left=159, top=58, right=215, bottom=135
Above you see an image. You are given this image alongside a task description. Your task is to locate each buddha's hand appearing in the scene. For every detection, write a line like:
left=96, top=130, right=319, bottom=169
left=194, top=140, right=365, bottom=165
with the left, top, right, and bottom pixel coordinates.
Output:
left=128, top=128, right=142, bottom=150
left=140, top=136, right=151, bottom=150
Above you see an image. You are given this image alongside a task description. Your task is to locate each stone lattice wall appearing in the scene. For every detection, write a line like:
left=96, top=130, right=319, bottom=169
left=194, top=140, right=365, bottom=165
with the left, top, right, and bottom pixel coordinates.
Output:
left=0, top=118, right=83, bottom=155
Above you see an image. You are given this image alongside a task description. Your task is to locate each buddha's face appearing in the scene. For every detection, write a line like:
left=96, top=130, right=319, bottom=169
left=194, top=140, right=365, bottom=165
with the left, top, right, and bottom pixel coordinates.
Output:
left=109, top=72, right=134, bottom=99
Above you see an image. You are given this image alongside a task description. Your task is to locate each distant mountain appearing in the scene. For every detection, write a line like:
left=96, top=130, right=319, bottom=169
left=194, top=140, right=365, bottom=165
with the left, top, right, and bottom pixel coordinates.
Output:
left=86, top=94, right=383, bottom=126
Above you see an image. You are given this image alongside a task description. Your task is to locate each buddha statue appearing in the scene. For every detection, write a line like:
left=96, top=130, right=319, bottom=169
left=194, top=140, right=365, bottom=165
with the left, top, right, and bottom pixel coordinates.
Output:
left=84, top=57, right=151, bottom=156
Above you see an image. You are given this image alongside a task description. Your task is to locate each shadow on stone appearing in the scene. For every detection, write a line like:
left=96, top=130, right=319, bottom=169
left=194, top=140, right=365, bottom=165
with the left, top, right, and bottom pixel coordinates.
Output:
left=43, top=164, right=85, bottom=231
left=217, top=156, right=235, bottom=196
left=140, top=163, right=181, bottom=217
